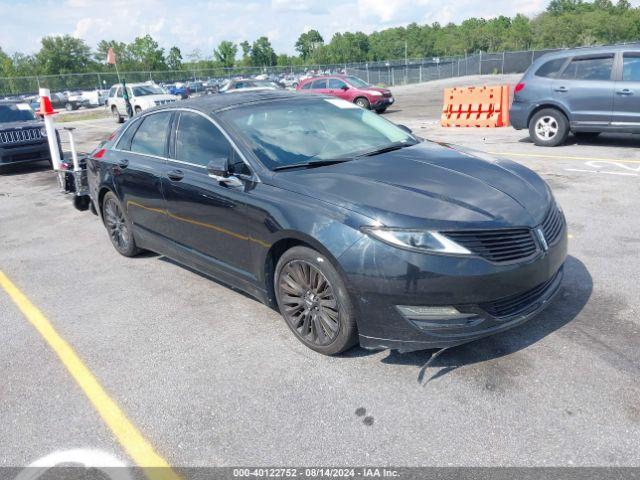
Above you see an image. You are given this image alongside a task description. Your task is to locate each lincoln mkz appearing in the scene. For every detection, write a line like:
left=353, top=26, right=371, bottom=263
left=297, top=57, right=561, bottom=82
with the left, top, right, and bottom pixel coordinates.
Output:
left=87, top=91, right=567, bottom=355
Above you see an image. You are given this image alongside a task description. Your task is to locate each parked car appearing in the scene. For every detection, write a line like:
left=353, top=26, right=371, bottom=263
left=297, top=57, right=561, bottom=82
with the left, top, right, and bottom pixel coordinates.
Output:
left=296, top=75, right=394, bottom=113
left=167, top=82, right=189, bottom=99
left=219, top=79, right=282, bottom=93
left=62, top=91, right=92, bottom=111
left=0, top=101, right=52, bottom=172
left=510, top=44, right=640, bottom=146
left=107, top=83, right=179, bottom=123
left=87, top=91, right=566, bottom=355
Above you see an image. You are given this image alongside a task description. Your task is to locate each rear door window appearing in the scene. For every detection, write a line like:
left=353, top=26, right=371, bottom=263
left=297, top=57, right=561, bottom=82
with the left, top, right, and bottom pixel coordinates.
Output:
left=311, top=79, right=327, bottom=89
left=535, top=58, right=567, bottom=78
left=130, top=112, right=173, bottom=157
left=622, top=53, right=640, bottom=81
left=560, top=55, right=614, bottom=81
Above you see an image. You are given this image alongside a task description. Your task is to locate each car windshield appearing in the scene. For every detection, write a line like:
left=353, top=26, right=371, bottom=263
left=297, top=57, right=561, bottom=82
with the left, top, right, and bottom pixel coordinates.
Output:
left=131, top=85, right=165, bottom=96
left=346, top=76, right=370, bottom=88
left=221, top=97, right=416, bottom=170
left=0, top=103, right=36, bottom=123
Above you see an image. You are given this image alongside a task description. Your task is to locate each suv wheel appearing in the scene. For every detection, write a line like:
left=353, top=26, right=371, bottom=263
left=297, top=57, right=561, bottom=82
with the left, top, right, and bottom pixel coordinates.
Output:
left=354, top=97, right=371, bottom=109
left=111, top=106, right=124, bottom=124
left=275, top=246, right=358, bottom=355
left=529, top=108, right=569, bottom=147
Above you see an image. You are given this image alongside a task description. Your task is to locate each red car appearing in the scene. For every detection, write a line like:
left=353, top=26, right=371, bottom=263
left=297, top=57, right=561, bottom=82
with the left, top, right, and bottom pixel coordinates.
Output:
left=296, top=75, right=394, bottom=113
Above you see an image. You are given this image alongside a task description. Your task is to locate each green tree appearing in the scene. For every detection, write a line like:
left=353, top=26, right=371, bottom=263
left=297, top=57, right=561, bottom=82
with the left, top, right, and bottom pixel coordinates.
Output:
left=167, top=46, right=182, bottom=70
left=214, top=41, right=237, bottom=68
left=127, top=35, right=166, bottom=70
left=95, top=40, right=130, bottom=67
left=36, top=35, right=93, bottom=74
left=295, top=30, right=324, bottom=59
left=239, top=41, right=252, bottom=66
left=251, top=37, right=276, bottom=67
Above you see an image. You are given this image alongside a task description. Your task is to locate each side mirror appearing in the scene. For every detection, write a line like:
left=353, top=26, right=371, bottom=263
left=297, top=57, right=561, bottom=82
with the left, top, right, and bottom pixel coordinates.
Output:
left=341, top=85, right=349, bottom=91
left=207, top=157, right=243, bottom=187
left=397, top=124, right=412, bottom=134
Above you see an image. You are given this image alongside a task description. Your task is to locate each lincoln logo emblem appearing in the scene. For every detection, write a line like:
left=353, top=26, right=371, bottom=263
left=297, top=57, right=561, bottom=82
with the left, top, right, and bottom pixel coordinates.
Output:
left=536, top=228, right=549, bottom=252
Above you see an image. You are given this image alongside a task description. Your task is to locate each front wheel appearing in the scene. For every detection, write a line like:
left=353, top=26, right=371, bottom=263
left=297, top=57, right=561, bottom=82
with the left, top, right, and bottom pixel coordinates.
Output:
left=111, top=106, right=124, bottom=124
left=376, top=107, right=387, bottom=114
left=529, top=108, right=569, bottom=147
left=102, top=191, right=141, bottom=257
left=275, top=246, right=358, bottom=355
left=354, top=97, right=371, bottom=109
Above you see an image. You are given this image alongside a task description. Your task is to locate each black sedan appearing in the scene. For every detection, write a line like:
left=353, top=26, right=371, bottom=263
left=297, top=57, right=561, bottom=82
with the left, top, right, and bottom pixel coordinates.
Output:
left=86, top=91, right=567, bottom=355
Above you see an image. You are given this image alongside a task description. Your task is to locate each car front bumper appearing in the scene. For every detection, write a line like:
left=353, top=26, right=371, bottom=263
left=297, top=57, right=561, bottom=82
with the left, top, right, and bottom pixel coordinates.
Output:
left=338, top=225, right=568, bottom=352
left=372, top=97, right=394, bottom=109
left=0, top=141, right=51, bottom=167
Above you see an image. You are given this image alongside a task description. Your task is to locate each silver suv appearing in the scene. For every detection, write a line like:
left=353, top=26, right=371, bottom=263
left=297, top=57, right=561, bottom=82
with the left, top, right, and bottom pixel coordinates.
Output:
left=510, top=44, right=640, bottom=146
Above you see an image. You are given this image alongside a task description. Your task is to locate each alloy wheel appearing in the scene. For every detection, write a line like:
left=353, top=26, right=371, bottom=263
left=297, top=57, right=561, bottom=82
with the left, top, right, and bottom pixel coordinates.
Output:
left=535, top=116, right=558, bottom=140
left=103, top=198, right=131, bottom=251
left=278, top=260, right=341, bottom=346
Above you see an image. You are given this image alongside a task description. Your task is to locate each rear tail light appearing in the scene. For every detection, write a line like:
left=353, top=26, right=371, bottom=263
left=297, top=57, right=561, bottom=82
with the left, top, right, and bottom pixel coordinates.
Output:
left=514, top=82, right=525, bottom=93
left=92, top=148, right=107, bottom=159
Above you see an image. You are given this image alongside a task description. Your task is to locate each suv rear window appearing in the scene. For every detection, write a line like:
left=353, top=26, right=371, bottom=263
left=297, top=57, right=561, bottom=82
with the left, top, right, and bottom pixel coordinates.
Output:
left=535, top=58, right=566, bottom=78
left=560, top=55, right=614, bottom=81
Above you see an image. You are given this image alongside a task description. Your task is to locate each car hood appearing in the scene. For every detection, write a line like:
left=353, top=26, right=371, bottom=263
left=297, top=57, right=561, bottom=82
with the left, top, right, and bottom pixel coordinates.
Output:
left=366, top=86, right=392, bottom=95
left=270, top=141, right=552, bottom=229
left=0, top=120, right=44, bottom=130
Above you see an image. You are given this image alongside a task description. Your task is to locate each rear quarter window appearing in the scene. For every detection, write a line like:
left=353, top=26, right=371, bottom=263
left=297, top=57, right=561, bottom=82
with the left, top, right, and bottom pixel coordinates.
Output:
left=535, top=58, right=567, bottom=78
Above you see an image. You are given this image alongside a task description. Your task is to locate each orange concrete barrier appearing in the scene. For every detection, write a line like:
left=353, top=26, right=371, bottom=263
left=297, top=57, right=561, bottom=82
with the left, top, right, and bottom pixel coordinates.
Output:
left=441, top=85, right=510, bottom=127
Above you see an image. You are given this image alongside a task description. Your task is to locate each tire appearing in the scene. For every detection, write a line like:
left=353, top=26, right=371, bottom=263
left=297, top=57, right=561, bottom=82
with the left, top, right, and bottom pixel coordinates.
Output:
left=275, top=246, right=358, bottom=355
left=376, top=107, right=388, bottom=114
left=574, top=131, right=600, bottom=140
left=354, top=97, right=371, bottom=109
left=529, top=108, right=569, bottom=147
left=134, top=106, right=142, bottom=115
left=65, top=103, right=73, bottom=111
left=111, top=105, right=124, bottom=124
left=101, top=191, right=141, bottom=257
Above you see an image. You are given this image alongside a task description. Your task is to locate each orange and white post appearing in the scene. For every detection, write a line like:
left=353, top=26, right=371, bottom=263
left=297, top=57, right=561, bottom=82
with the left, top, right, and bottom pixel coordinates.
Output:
left=37, top=88, right=62, bottom=170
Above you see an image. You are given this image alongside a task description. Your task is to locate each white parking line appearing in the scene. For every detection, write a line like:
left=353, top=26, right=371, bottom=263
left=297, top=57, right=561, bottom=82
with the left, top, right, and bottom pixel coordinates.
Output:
left=565, top=168, right=639, bottom=177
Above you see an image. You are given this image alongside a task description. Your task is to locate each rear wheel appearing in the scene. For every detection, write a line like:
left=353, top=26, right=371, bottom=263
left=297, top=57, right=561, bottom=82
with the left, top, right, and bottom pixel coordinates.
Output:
left=354, top=97, right=370, bottom=109
left=134, top=106, right=142, bottom=115
left=111, top=105, right=124, bottom=124
left=102, top=191, right=141, bottom=257
left=529, top=108, right=569, bottom=147
left=65, top=103, right=73, bottom=111
left=275, top=246, right=358, bottom=355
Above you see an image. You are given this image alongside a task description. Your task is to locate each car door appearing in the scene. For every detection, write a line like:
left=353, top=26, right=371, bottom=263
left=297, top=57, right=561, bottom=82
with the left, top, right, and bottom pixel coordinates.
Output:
left=612, top=51, right=640, bottom=130
left=553, top=53, right=615, bottom=128
left=113, top=111, right=174, bottom=242
left=162, top=110, right=256, bottom=285
left=327, top=78, right=350, bottom=100
left=310, top=78, right=328, bottom=95
left=113, top=86, right=126, bottom=113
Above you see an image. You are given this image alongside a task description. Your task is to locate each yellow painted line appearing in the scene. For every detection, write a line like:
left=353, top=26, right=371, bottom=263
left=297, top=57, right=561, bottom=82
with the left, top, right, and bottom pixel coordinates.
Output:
left=0, top=270, right=180, bottom=480
left=488, top=151, right=640, bottom=165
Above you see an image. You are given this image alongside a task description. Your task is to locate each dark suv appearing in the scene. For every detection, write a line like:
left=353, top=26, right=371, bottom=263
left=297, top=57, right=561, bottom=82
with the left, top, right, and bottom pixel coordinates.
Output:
left=510, top=44, right=640, bottom=146
left=0, top=101, right=51, bottom=172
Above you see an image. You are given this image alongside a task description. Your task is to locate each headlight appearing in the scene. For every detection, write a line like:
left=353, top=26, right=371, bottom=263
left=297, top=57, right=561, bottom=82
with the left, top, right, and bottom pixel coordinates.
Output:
left=367, top=90, right=383, bottom=96
left=40, top=127, right=47, bottom=137
left=362, top=227, right=471, bottom=255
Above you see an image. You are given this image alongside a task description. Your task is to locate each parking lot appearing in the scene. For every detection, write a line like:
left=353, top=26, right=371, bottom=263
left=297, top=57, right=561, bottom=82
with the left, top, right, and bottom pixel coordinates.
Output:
left=1, top=75, right=639, bottom=471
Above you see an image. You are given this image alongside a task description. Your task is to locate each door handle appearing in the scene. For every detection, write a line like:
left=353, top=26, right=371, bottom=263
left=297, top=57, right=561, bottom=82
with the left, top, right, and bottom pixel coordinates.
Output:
left=117, top=158, right=129, bottom=168
left=167, top=169, right=184, bottom=181
left=554, top=86, right=569, bottom=92
left=616, top=89, right=634, bottom=95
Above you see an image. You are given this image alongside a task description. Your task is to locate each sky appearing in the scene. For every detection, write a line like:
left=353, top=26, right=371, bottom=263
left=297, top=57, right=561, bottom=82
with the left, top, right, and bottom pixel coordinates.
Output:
left=0, top=0, right=596, bottom=57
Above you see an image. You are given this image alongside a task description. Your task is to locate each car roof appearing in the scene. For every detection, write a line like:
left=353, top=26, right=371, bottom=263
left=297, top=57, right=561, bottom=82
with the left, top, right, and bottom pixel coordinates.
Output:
left=146, top=90, right=301, bottom=114
left=536, top=43, right=640, bottom=62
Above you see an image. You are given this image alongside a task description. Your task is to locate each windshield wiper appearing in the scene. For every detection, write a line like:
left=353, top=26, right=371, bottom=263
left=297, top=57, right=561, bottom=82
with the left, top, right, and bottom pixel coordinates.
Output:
left=273, top=159, right=350, bottom=171
left=355, top=141, right=417, bottom=158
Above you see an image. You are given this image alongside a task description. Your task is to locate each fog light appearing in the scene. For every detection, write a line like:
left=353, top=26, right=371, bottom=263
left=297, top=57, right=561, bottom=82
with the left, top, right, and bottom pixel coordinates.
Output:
left=396, top=305, right=468, bottom=319
left=396, top=305, right=479, bottom=330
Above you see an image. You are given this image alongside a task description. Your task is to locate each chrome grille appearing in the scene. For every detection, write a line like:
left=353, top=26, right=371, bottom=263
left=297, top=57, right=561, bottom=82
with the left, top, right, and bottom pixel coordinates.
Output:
left=541, top=205, right=564, bottom=246
left=444, top=228, right=538, bottom=263
left=0, top=128, right=43, bottom=145
left=154, top=99, right=176, bottom=106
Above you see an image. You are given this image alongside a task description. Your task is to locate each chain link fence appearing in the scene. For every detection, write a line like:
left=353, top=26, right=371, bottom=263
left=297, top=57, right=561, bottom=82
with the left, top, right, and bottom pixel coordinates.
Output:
left=0, top=48, right=562, bottom=98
